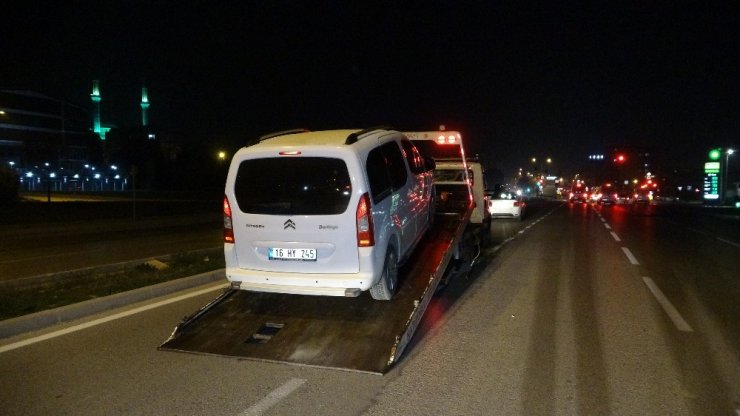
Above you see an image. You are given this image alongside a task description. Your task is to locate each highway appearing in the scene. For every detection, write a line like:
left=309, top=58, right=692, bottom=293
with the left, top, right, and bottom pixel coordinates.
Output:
left=1, top=200, right=738, bottom=415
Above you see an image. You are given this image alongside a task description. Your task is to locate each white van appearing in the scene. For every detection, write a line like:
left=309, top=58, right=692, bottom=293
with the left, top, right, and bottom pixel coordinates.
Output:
left=223, top=128, right=434, bottom=300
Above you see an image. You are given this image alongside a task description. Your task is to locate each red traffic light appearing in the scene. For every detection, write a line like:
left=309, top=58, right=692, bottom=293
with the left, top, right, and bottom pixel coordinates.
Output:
left=615, top=154, right=626, bottom=163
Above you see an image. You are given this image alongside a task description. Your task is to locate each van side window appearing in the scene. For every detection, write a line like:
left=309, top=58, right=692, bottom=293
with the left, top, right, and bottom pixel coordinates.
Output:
left=400, top=139, right=425, bottom=174
left=367, top=147, right=393, bottom=203
left=382, top=141, right=408, bottom=190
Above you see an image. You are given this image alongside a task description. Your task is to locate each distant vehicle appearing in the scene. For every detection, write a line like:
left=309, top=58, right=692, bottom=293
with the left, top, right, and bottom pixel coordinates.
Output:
left=596, top=184, right=618, bottom=205
left=632, top=192, right=650, bottom=204
left=616, top=193, right=631, bottom=204
left=223, top=127, right=435, bottom=300
left=542, top=177, right=559, bottom=198
left=589, top=186, right=603, bottom=203
left=569, top=182, right=589, bottom=203
left=599, top=191, right=618, bottom=205
left=487, top=186, right=526, bottom=220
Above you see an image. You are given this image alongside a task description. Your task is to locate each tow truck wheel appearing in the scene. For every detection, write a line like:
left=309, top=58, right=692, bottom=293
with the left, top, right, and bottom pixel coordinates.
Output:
left=479, top=217, right=492, bottom=246
left=370, top=246, right=398, bottom=300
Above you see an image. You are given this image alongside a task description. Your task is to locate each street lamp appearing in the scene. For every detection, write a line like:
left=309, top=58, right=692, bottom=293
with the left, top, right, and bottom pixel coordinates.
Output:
left=725, top=148, right=735, bottom=204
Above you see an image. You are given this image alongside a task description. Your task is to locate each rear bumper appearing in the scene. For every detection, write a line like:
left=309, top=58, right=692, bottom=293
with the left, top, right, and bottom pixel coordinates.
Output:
left=225, top=267, right=376, bottom=297
left=491, top=212, right=520, bottom=218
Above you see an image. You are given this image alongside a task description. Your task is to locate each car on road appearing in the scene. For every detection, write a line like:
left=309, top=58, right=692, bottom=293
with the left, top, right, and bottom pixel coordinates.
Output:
left=568, top=183, right=589, bottom=203
left=487, top=187, right=526, bottom=220
left=595, top=185, right=618, bottom=205
left=598, top=191, right=618, bottom=205
left=632, top=192, right=650, bottom=204
left=616, top=192, right=631, bottom=204
left=223, top=128, right=435, bottom=300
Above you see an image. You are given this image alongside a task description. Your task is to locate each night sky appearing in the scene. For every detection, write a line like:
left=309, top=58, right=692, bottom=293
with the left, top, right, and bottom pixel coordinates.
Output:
left=4, top=2, right=739, bottom=177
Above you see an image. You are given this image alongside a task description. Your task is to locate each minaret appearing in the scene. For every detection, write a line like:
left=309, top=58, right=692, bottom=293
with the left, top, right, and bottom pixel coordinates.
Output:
left=140, top=86, right=149, bottom=127
left=91, top=80, right=103, bottom=140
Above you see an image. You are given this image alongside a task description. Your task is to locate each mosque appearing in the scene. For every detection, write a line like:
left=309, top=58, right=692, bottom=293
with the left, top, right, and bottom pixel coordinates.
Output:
left=0, top=81, right=153, bottom=192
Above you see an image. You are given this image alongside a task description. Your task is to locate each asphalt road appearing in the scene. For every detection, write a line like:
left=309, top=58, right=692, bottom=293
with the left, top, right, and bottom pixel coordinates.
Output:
left=1, top=200, right=738, bottom=415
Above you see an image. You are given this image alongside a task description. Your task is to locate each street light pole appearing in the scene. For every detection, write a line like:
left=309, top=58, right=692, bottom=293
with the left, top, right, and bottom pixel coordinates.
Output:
left=725, top=149, right=735, bottom=205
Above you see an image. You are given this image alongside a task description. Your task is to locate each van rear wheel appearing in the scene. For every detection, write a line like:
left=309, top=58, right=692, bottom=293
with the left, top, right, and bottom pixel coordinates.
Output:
left=370, top=247, right=398, bottom=300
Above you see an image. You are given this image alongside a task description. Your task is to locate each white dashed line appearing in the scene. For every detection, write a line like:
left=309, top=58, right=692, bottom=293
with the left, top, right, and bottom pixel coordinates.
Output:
left=642, top=277, right=693, bottom=332
left=610, top=231, right=621, bottom=242
left=621, top=247, right=639, bottom=265
left=603, top=223, right=612, bottom=230
left=717, top=237, right=740, bottom=248
left=238, top=378, right=306, bottom=416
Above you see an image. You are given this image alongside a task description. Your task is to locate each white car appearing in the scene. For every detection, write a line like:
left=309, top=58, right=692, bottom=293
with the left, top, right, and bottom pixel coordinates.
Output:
left=487, top=190, right=526, bottom=221
left=222, top=128, right=435, bottom=300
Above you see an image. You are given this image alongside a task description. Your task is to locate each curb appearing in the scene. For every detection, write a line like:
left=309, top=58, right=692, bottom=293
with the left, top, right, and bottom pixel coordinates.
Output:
left=0, top=269, right=226, bottom=339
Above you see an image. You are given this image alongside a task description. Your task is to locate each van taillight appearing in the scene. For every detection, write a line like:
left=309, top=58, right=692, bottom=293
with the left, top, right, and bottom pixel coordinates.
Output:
left=223, top=195, right=234, bottom=244
left=356, top=193, right=375, bottom=247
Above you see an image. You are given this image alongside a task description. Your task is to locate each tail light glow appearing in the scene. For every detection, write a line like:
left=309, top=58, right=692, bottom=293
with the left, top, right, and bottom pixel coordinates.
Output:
left=356, top=193, right=375, bottom=247
left=223, top=195, right=234, bottom=244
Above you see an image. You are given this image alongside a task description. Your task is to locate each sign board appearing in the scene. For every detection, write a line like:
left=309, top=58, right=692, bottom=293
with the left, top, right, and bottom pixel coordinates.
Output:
left=704, top=162, right=720, bottom=173
left=703, top=162, right=720, bottom=200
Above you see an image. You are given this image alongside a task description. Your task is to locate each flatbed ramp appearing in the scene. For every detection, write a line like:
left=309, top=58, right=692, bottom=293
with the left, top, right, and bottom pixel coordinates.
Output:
left=159, top=214, right=467, bottom=374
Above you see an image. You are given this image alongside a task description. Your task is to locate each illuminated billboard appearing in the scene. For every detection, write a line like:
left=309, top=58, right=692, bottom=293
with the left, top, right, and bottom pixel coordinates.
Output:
left=703, top=162, right=720, bottom=200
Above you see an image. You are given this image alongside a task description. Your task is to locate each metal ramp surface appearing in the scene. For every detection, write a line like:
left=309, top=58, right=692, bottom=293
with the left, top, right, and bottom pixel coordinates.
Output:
left=159, top=214, right=466, bottom=374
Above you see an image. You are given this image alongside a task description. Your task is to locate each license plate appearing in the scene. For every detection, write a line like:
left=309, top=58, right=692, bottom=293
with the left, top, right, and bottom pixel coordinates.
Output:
left=269, top=247, right=317, bottom=261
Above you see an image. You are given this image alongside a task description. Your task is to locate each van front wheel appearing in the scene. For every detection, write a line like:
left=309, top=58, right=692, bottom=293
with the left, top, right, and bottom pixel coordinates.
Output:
left=370, top=247, right=398, bottom=300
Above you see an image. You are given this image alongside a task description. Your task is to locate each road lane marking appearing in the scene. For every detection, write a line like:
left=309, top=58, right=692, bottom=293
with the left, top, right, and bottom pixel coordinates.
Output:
left=610, top=232, right=621, bottom=242
left=686, top=227, right=708, bottom=236
left=0, top=283, right=228, bottom=354
left=603, top=223, right=612, bottom=230
left=621, top=247, right=639, bottom=265
left=717, top=237, right=740, bottom=248
left=642, top=277, right=693, bottom=332
left=239, top=378, right=306, bottom=416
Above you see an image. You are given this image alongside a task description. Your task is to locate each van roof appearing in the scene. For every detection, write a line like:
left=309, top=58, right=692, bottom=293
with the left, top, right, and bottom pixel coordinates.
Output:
left=255, top=130, right=359, bottom=147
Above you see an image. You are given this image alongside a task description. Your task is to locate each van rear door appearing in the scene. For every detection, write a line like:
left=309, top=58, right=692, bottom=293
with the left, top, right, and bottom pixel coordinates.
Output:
left=228, top=156, right=360, bottom=274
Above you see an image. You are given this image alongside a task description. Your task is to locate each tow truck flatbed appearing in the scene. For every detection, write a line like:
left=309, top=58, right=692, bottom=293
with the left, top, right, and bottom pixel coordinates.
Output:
left=159, top=212, right=470, bottom=374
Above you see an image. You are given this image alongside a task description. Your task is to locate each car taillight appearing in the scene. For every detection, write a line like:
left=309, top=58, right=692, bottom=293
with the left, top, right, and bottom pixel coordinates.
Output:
left=514, top=201, right=521, bottom=207
left=356, top=193, right=375, bottom=247
left=223, top=195, right=234, bottom=244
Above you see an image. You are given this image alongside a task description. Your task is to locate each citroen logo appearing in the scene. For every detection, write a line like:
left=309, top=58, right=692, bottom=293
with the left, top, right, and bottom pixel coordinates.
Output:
left=283, top=219, right=296, bottom=230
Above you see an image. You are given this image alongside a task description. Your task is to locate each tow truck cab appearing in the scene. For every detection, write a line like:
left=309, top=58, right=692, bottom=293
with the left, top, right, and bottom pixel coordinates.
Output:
left=404, top=131, right=491, bottom=229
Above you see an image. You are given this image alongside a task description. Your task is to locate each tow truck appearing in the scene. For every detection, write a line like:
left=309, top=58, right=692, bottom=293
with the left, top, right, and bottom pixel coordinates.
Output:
left=159, top=130, right=485, bottom=374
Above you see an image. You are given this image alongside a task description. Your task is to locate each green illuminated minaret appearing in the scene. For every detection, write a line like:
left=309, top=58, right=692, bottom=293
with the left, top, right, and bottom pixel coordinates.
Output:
left=91, top=80, right=103, bottom=139
left=140, top=86, right=150, bottom=126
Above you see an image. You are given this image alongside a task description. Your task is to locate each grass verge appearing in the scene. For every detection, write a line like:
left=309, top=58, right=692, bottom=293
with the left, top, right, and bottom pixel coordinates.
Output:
left=0, top=248, right=225, bottom=321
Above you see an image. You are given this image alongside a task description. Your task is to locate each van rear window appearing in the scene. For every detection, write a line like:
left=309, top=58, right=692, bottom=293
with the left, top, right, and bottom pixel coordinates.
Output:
left=234, top=157, right=352, bottom=215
